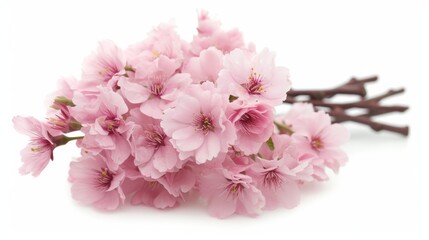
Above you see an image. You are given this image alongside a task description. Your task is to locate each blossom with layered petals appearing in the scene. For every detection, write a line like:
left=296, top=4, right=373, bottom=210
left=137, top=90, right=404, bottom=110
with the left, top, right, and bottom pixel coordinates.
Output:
left=130, top=167, right=196, bottom=210
left=199, top=168, right=265, bottom=218
left=183, top=47, right=223, bottom=83
left=161, top=83, right=236, bottom=164
left=218, top=48, right=290, bottom=106
left=229, top=101, right=274, bottom=155
left=191, top=10, right=245, bottom=55
left=77, top=88, right=133, bottom=165
left=292, top=111, right=350, bottom=174
left=82, top=40, right=126, bottom=85
left=13, top=116, right=57, bottom=176
left=249, top=134, right=313, bottom=210
left=132, top=124, right=182, bottom=179
left=119, top=56, right=191, bottom=119
left=126, top=23, right=184, bottom=67
left=69, top=153, right=125, bottom=210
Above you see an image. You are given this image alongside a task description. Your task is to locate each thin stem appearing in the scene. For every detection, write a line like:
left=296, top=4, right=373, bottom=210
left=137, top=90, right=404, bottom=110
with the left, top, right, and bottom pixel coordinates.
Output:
left=54, top=135, right=84, bottom=147
left=283, top=75, right=409, bottom=136
left=274, top=121, right=294, bottom=135
left=65, top=136, right=84, bottom=141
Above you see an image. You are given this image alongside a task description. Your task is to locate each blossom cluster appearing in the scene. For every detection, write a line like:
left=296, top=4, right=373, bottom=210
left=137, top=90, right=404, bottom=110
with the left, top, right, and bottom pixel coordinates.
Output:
left=13, top=12, right=349, bottom=218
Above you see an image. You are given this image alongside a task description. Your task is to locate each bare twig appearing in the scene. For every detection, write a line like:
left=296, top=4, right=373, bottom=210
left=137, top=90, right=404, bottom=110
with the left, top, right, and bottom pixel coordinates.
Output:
left=283, top=76, right=409, bottom=136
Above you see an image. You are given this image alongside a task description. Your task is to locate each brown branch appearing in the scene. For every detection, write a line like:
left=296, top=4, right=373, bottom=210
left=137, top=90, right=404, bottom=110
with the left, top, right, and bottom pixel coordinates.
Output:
left=287, top=76, right=378, bottom=99
left=285, top=96, right=408, bottom=112
left=335, top=108, right=407, bottom=123
left=283, top=76, right=409, bottom=136
left=330, top=109, right=409, bottom=136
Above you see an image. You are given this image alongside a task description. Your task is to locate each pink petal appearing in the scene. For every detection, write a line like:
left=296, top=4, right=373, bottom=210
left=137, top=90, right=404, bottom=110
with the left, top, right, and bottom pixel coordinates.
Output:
left=207, top=190, right=237, bottom=219
left=153, top=145, right=178, bottom=172
left=321, top=123, right=350, bottom=147
left=119, top=80, right=150, bottom=104
left=175, top=132, right=204, bottom=152
left=134, top=146, right=155, bottom=165
left=140, top=98, right=165, bottom=119
left=19, top=146, right=51, bottom=177
left=237, top=187, right=265, bottom=216
left=153, top=190, right=177, bottom=209
left=13, top=116, right=42, bottom=138
left=199, top=47, right=223, bottom=81
left=206, top=133, right=220, bottom=160
left=71, top=181, right=105, bottom=204
left=110, top=135, right=131, bottom=164
left=93, top=190, right=121, bottom=210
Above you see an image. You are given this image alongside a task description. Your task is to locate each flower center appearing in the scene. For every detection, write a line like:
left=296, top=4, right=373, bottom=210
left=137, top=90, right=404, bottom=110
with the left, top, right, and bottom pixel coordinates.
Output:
left=150, top=82, right=165, bottom=97
left=311, top=137, right=323, bottom=150
left=245, top=68, right=265, bottom=95
left=98, top=64, right=120, bottom=80
left=194, top=113, right=215, bottom=134
left=240, top=113, right=251, bottom=122
left=99, top=117, right=122, bottom=134
left=237, top=112, right=256, bottom=134
left=30, top=138, right=53, bottom=153
left=149, top=72, right=166, bottom=97
left=227, top=183, right=244, bottom=198
left=263, top=170, right=283, bottom=189
left=144, top=129, right=166, bottom=149
left=97, top=168, right=114, bottom=189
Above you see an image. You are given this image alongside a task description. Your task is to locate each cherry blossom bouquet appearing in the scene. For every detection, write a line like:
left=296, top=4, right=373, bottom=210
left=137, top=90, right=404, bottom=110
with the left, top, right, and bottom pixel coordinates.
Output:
left=13, top=11, right=349, bottom=218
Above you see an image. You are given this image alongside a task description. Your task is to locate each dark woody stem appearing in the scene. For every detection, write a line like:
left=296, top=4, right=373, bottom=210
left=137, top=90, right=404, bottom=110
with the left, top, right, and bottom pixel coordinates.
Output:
left=283, top=76, right=409, bottom=136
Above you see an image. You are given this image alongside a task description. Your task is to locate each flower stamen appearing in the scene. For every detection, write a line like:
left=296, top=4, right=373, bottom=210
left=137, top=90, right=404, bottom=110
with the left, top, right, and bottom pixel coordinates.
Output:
left=97, top=168, right=114, bottom=189
left=194, top=113, right=215, bottom=134
left=311, top=138, right=323, bottom=150
left=245, top=68, right=266, bottom=95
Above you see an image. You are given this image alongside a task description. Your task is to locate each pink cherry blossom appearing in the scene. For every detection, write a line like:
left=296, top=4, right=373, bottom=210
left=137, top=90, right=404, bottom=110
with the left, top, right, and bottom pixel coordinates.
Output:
left=82, top=40, right=126, bottom=85
left=292, top=111, right=350, bottom=174
left=161, top=82, right=237, bottom=164
left=199, top=168, right=265, bottom=218
left=78, top=88, right=133, bottom=165
left=218, top=48, right=291, bottom=106
left=130, top=179, right=179, bottom=209
left=183, top=47, right=223, bottom=83
left=191, top=10, right=245, bottom=55
left=229, top=101, right=274, bottom=155
left=46, top=77, right=78, bottom=104
left=47, top=101, right=81, bottom=133
left=248, top=158, right=300, bottom=210
left=124, top=159, right=195, bottom=205
left=126, top=23, right=184, bottom=68
left=132, top=124, right=182, bottom=179
left=275, top=103, right=315, bottom=133
left=261, top=134, right=314, bottom=182
left=249, top=134, right=313, bottom=210
left=13, top=116, right=59, bottom=176
left=119, top=56, right=191, bottom=119
left=157, top=166, right=196, bottom=197
left=69, top=153, right=125, bottom=210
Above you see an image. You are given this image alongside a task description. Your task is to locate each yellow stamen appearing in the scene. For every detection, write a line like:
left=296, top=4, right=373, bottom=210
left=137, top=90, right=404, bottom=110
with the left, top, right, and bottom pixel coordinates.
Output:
left=230, top=185, right=238, bottom=193
left=152, top=50, right=160, bottom=58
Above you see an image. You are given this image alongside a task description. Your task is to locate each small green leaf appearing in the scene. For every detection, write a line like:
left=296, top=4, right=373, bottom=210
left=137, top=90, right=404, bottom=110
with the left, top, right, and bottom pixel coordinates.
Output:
left=124, top=65, right=135, bottom=72
left=266, top=137, right=275, bottom=151
left=51, top=96, right=75, bottom=109
left=229, top=95, right=238, bottom=102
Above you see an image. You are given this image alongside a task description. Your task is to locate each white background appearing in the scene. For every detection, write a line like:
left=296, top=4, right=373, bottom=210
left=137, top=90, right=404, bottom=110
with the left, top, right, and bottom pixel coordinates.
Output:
left=1, top=0, right=427, bottom=238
